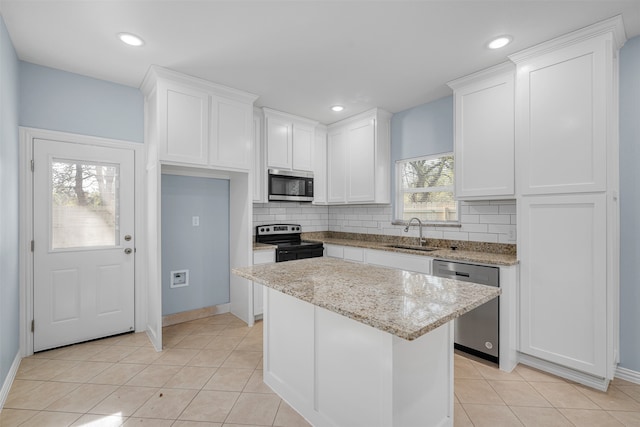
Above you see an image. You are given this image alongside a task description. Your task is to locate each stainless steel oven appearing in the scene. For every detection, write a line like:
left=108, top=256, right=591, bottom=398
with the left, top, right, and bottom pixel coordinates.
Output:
left=268, top=169, right=314, bottom=202
left=255, top=224, right=324, bottom=262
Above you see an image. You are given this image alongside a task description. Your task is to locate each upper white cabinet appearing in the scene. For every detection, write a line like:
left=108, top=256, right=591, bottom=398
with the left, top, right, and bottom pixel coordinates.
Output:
left=141, top=66, right=258, bottom=171
left=510, top=23, right=624, bottom=195
left=327, top=108, right=392, bottom=204
left=253, top=108, right=265, bottom=202
left=313, top=125, right=328, bottom=205
left=263, top=108, right=318, bottom=172
left=448, top=63, right=515, bottom=200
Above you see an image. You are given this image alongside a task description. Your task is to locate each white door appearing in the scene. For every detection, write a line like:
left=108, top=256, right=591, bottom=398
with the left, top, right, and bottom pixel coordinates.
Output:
left=33, top=138, right=135, bottom=352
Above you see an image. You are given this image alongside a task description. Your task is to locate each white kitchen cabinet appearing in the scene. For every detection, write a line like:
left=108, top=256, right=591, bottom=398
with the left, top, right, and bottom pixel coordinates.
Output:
left=253, top=248, right=275, bottom=318
left=519, top=194, right=607, bottom=377
left=365, top=249, right=431, bottom=274
left=252, top=108, right=265, bottom=202
left=324, top=244, right=364, bottom=262
left=312, top=125, right=328, bottom=204
left=263, top=108, right=318, bottom=172
left=159, top=80, right=210, bottom=166
left=143, top=66, right=258, bottom=171
left=327, top=108, right=392, bottom=204
left=448, top=62, right=515, bottom=200
left=510, top=26, right=621, bottom=196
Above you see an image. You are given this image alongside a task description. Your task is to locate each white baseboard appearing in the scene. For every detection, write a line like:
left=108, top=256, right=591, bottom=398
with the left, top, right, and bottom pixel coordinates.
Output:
left=616, top=366, right=640, bottom=385
left=162, top=303, right=231, bottom=327
left=0, top=351, right=22, bottom=410
left=518, top=353, right=609, bottom=391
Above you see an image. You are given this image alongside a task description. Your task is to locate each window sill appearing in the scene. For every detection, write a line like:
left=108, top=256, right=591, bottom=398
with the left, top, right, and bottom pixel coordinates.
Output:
left=391, top=220, right=462, bottom=228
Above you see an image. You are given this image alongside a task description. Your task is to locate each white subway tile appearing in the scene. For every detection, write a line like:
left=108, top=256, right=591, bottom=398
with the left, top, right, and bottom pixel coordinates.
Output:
left=443, top=231, right=470, bottom=241
left=498, top=204, right=516, bottom=214
left=469, top=205, right=500, bottom=215
left=487, top=224, right=515, bottom=234
left=468, top=233, right=499, bottom=243
left=460, top=223, right=489, bottom=233
left=460, top=214, right=480, bottom=223
left=479, top=214, right=511, bottom=224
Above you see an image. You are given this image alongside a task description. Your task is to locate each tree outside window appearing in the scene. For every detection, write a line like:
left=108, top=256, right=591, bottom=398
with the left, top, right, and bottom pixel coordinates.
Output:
left=396, top=153, right=458, bottom=222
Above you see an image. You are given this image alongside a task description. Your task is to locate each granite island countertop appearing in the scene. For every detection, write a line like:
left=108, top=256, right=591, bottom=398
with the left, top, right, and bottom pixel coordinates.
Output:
left=233, top=257, right=501, bottom=341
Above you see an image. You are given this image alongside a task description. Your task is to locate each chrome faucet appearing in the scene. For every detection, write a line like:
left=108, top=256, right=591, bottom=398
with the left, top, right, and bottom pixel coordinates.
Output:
left=404, top=217, right=426, bottom=246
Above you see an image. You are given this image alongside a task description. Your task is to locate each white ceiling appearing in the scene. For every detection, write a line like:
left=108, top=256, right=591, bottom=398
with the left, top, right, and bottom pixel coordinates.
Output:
left=2, top=1, right=640, bottom=124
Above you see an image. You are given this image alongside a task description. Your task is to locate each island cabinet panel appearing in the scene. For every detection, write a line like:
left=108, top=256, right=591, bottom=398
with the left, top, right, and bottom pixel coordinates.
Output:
left=448, top=62, right=515, bottom=200
left=519, top=193, right=607, bottom=376
left=252, top=249, right=274, bottom=318
left=263, top=287, right=454, bottom=427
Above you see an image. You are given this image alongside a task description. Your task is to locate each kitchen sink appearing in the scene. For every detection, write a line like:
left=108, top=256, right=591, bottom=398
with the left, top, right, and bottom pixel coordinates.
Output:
left=384, top=244, right=439, bottom=252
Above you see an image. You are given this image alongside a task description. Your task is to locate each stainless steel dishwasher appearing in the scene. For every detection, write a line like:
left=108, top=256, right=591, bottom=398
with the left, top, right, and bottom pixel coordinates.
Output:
left=432, top=259, right=500, bottom=363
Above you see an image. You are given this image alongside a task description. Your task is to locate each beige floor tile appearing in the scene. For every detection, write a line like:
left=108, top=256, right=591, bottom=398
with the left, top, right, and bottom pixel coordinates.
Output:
left=6, top=379, right=44, bottom=397
left=611, top=378, right=639, bottom=387
left=454, top=378, right=505, bottom=405
left=4, top=381, right=80, bottom=410
left=178, top=390, right=240, bottom=422
left=221, top=351, right=262, bottom=369
left=0, top=408, right=39, bottom=426
left=162, top=333, right=186, bottom=349
left=188, top=349, right=232, bottom=367
left=88, top=363, right=147, bottom=385
left=205, top=336, right=244, bottom=352
left=52, top=343, right=108, bottom=361
left=190, top=324, right=228, bottom=336
left=123, top=417, right=175, bottom=426
left=559, top=408, right=625, bottom=426
left=475, top=362, right=525, bottom=381
left=616, top=385, right=640, bottom=403
left=243, top=370, right=276, bottom=394
left=152, top=348, right=199, bottom=366
left=462, top=404, right=524, bottom=427
left=126, top=364, right=181, bottom=387
left=235, top=335, right=263, bottom=352
left=454, top=356, right=483, bottom=379
left=87, top=345, right=138, bottom=363
left=15, top=358, right=49, bottom=375
left=173, top=334, right=215, bottom=349
left=489, top=380, right=552, bottom=407
left=273, top=400, right=312, bottom=427
left=70, top=413, right=127, bottom=426
left=608, top=410, right=640, bottom=426
left=576, top=384, right=640, bottom=411
left=515, top=365, right=567, bottom=383
left=172, top=421, right=222, bottom=427
left=203, top=368, right=253, bottom=392
left=509, top=406, right=574, bottom=426
left=224, top=393, right=280, bottom=425
left=114, top=332, right=153, bottom=347
left=120, top=347, right=163, bottom=364
left=132, top=388, right=198, bottom=419
left=529, top=381, right=601, bottom=409
left=222, top=424, right=270, bottom=427
left=45, top=383, right=118, bottom=413
left=163, top=366, right=217, bottom=389
left=218, top=326, right=251, bottom=337
left=88, top=385, right=158, bottom=416
left=51, top=360, right=113, bottom=383
left=15, top=359, right=79, bottom=381
left=454, top=402, right=473, bottom=427
left=18, top=411, right=82, bottom=427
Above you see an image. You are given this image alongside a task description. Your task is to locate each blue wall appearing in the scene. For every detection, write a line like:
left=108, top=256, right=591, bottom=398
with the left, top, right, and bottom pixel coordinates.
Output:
left=390, top=95, right=454, bottom=217
left=19, top=62, right=144, bottom=143
left=619, top=35, right=640, bottom=372
left=0, top=15, right=20, bottom=389
left=161, top=175, right=230, bottom=315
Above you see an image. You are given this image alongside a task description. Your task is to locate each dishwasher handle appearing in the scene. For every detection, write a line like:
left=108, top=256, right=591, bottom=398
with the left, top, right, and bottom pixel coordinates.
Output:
left=455, top=271, right=470, bottom=278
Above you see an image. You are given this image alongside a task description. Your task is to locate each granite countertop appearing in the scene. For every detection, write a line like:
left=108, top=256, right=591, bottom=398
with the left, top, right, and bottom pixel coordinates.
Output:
left=302, top=236, right=518, bottom=266
left=233, top=257, right=501, bottom=341
left=253, top=242, right=277, bottom=251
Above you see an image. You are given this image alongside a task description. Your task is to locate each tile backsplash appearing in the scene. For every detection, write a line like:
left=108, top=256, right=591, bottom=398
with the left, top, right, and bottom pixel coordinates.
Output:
left=253, top=200, right=516, bottom=244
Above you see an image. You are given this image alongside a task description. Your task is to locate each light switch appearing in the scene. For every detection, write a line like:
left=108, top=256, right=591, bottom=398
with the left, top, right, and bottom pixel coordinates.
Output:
left=192, top=216, right=200, bottom=226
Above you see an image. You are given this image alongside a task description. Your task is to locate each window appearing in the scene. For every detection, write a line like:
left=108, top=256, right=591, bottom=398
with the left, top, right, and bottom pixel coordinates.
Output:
left=395, top=153, right=458, bottom=223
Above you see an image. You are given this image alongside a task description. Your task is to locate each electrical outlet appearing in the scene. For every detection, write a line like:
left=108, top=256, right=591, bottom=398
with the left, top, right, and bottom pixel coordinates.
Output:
left=192, top=216, right=199, bottom=226
left=508, top=227, right=516, bottom=241
left=170, top=270, right=189, bottom=288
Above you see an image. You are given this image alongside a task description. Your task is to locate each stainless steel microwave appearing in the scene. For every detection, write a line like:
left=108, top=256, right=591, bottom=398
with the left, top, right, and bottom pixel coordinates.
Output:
left=268, top=169, right=314, bottom=202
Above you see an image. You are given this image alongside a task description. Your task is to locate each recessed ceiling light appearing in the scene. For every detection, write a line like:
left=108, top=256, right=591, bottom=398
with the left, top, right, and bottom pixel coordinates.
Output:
left=487, top=35, right=512, bottom=50
left=118, top=32, right=145, bottom=47
left=331, top=105, right=344, bottom=112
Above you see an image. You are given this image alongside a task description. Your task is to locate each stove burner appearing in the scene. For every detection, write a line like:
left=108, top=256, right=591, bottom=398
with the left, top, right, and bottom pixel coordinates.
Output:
left=255, top=224, right=324, bottom=262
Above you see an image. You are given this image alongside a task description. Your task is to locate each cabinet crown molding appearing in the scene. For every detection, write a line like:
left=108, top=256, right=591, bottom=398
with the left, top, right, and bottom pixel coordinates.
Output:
left=327, top=107, right=392, bottom=129
left=509, top=14, right=626, bottom=64
left=447, top=62, right=515, bottom=90
left=140, top=65, right=259, bottom=103
left=262, top=107, right=319, bottom=127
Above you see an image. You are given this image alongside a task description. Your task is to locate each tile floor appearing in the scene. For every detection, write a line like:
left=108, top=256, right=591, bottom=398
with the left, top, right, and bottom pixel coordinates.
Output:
left=0, top=312, right=638, bottom=426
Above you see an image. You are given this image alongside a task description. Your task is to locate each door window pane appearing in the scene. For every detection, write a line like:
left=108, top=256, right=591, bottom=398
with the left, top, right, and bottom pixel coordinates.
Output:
left=51, top=159, right=120, bottom=249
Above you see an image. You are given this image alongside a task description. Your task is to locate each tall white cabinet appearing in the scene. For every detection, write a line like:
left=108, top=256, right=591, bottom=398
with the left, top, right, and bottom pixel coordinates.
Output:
left=511, top=17, right=624, bottom=388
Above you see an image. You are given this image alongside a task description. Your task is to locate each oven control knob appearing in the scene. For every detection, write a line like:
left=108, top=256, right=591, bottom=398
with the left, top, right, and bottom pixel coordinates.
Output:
left=295, top=227, right=300, bottom=231
left=260, top=228, right=264, bottom=232
left=266, top=228, right=270, bottom=232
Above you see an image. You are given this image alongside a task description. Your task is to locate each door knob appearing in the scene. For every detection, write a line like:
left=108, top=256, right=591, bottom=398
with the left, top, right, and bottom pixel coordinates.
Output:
left=124, top=248, right=133, bottom=254
left=124, top=235, right=132, bottom=241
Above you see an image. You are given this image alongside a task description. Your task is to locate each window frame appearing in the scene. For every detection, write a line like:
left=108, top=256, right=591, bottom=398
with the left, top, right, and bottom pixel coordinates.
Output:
left=394, top=152, right=460, bottom=224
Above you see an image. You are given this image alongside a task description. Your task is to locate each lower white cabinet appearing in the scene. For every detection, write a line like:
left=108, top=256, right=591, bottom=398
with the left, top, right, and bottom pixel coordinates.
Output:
left=519, top=193, right=608, bottom=378
left=365, top=249, right=431, bottom=274
left=253, top=249, right=275, bottom=317
left=324, top=244, right=365, bottom=262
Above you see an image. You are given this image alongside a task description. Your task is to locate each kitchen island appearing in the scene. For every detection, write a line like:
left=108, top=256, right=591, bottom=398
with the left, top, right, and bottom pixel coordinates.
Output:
left=233, top=257, right=500, bottom=427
